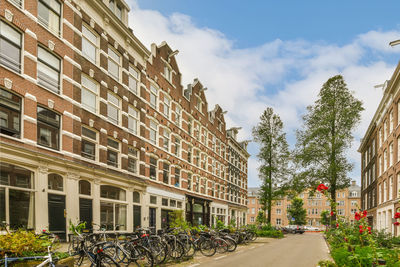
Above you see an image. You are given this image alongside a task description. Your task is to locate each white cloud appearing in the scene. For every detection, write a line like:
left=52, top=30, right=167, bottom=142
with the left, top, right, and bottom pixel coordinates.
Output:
left=128, top=1, right=398, bottom=187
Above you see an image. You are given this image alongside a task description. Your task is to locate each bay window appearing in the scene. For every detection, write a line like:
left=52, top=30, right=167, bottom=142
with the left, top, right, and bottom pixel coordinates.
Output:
left=0, top=88, right=21, bottom=138
left=0, top=21, right=22, bottom=73
left=37, top=46, right=60, bottom=93
left=37, top=106, right=60, bottom=150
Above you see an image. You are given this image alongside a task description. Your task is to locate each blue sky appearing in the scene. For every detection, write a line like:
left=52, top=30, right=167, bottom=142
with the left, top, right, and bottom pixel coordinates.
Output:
left=130, top=0, right=400, bottom=187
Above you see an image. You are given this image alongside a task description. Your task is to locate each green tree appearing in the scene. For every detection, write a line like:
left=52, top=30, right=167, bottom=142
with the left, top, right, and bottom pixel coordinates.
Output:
left=256, top=210, right=267, bottom=225
left=320, top=210, right=330, bottom=226
left=253, top=107, right=291, bottom=224
left=294, top=75, right=363, bottom=223
left=287, top=197, right=307, bottom=225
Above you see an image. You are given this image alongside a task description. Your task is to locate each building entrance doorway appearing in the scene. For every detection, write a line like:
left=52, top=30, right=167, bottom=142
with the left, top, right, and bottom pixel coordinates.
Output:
left=48, top=194, right=66, bottom=240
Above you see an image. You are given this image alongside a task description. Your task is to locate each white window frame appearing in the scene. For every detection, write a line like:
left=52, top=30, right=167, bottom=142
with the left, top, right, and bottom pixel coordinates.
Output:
left=108, top=46, right=121, bottom=81
left=149, top=120, right=157, bottom=145
left=107, top=91, right=121, bottom=125
left=81, top=74, right=98, bottom=114
left=128, top=65, right=139, bottom=94
left=127, top=146, right=138, bottom=174
left=107, top=137, right=120, bottom=168
left=81, top=126, right=98, bottom=161
left=150, top=85, right=158, bottom=109
left=127, top=105, right=139, bottom=135
left=82, top=24, right=98, bottom=63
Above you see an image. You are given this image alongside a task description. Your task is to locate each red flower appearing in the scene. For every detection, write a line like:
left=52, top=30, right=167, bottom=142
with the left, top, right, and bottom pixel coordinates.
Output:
left=336, top=223, right=339, bottom=228
left=317, top=184, right=328, bottom=192
left=355, top=212, right=361, bottom=221
left=394, top=222, right=400, bottom=226
left=367, top=226, right=372, bottom=234
left=359, top=229, right=364, bottom=233
left=394, top=212, right=400, bottom=219
left=359, top=225, right=363, bottom=229
left=330, top=211, right=334, bottom=216
left=362, top=210, right=367, bottom=217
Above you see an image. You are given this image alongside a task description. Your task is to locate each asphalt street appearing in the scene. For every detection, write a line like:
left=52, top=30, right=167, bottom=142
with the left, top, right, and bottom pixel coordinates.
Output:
left=173, top=233, right=331, bottom=267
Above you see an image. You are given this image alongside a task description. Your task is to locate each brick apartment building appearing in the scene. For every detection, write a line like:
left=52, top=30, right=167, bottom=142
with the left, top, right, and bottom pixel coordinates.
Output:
left=359, top=63, right=400, bottom=236
left=0, top=0, right=248, bottom=240
left=247, top=181, right=361, bottom=228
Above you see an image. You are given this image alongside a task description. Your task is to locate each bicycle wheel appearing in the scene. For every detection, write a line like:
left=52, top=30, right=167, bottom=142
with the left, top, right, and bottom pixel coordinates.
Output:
left=130, top=245, right=154, bottom=267
left=96, top=253, right=120, bottom=267
left=148, top=239, right=167, bottom=264
left=223, top=237, right=237, bottom=252
left=103, top=244, right=127, bottom=264
left=68, top=237, right=79, bottom=256
left=199, top=239, right=216, bottom=257
left=168, top=240, right=185, bottom=260
left=182, top=239, right=196, bottom=258
left=214, top=238, right=228, bottom=253
left=249, top=232, right=257, bottom=241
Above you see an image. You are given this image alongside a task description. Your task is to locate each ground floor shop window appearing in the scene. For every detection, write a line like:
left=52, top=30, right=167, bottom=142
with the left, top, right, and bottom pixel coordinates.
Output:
left=0, top=162, right=34, bottom=230
left=100, top=202, right=126, bottom=231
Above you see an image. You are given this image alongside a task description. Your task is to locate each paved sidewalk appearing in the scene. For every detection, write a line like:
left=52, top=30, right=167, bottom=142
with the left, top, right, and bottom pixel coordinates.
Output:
left=170, top=233, right=331, bottom=267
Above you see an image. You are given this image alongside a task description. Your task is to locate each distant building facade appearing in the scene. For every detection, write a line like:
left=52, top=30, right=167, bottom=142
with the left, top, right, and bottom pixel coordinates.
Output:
left=247, top=181, right=361, bottom=228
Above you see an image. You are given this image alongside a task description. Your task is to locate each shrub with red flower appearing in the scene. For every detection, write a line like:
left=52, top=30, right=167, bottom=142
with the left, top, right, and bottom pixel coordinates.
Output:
left=317, top=183, right=329, bottom=192
left=330, top=211, right=334, bottom=216
left=394, top=221, right=400, bottom=226
left=394, top=212, right=400, bottom=219
left=355, top=212, right=361, bottom=221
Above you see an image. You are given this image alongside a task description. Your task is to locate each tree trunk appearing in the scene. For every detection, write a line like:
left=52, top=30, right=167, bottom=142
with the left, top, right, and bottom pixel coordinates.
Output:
left=267, top=140, right=272, bottom=224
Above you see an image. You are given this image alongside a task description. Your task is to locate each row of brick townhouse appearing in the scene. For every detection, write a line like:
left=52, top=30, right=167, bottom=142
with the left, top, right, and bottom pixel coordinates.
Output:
left=247, top=181, right=361, bottom=228
left=0, top=0, right=249, bottom=240
left=359, top=63, right=400, bottom=236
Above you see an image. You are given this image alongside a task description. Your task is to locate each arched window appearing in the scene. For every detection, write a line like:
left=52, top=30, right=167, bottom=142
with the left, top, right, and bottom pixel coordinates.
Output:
left=48, top=173, right=63, bottom=191
left=79, top=180, right=91, bottom=195
left=100, top=185, right=126, bottom=201
left=133, top=191, right=140, bottom=203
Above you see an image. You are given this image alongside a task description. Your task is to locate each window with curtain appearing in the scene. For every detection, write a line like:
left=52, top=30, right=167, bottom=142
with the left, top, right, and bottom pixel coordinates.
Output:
left=0, top=21, right=22, bottom=73
left=128, top=106, right=138, bottom=134
left=108, top=47, right=120, bottom=80
left=107, top=92, right=120, bottom=125
left=81, top=75, right=98, bottom=113
left=38, top=0, right=61, bottom=35
left=82, top=24, right=97, bottom=63
left=37, top=46, right=60, bottom=93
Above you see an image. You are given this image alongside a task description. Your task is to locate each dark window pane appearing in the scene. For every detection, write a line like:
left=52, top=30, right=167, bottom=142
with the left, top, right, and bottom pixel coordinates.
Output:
left=0, top=88, right=21, bottom=137
left=79, top=180, right=91, bottom=195
left=100, top=185, right=125, bottom=201
left=0, top=163, right=32, bottom=188
left=81, top=140, right=95, bottom=160
left=133, top=205, right=141, bottom=229
left=107, top=138, right=119, bottom=149
left=48, top=173, right=63, bottom=191
left=82, top=127, right=96, bottom=140
left=107, top=150, right=118, bottom=167
left=0, top=188, right=5, bottom=223
left=9, top=190, right=34, bottom=229
left=133, top=191, right=140, bottom=203
left=128, top=158, right=136, bottom=173
left=100, top=202, right=113, bottom=230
